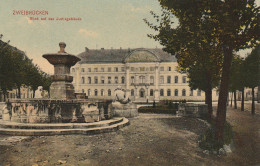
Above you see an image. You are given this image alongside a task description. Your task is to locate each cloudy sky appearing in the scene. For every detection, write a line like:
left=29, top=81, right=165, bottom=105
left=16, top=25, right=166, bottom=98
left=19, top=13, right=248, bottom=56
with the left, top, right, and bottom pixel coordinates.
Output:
left=0, top=0, right=257, bottom=74
left=0, top=0, right=165, bottom=74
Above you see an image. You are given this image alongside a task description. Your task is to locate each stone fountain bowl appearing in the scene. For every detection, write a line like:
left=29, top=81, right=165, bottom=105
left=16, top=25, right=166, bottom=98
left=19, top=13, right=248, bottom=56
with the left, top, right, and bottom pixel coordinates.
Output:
left=43, top=53, right=81, bottom=66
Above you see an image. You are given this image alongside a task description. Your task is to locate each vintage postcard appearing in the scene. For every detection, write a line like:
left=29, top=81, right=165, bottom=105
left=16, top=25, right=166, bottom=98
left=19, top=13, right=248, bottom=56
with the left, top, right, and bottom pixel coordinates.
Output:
left=0, top=0, right=259, bottom=165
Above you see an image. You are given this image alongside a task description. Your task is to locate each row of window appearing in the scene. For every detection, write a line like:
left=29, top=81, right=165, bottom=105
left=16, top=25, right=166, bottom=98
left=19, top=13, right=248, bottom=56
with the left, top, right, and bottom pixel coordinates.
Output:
left=81, top=76, right=187, bottom=84
left=81, top=76, right=125, bottom=84
left=84, top=89, right=112, bottom=96
left=159, top=76, right=186, bottom=84
left=72, top=66, right=177, bottom=73
left=159, top=89, right=201, bottom=97
left=84, top=89, right=202, bottom=97
left=72, top=67, right=125, bottom=73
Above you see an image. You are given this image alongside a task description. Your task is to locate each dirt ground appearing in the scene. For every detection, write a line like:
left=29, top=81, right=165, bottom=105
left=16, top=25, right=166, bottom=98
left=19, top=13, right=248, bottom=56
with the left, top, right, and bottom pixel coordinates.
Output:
left=0, top=103, right=259, bottom=166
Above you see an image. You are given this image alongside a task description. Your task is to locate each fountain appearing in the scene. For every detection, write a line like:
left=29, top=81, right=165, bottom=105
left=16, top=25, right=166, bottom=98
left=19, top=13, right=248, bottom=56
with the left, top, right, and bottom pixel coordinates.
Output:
left=0, top=42, right=129, bottom=135
left=43, top=42, right=80, bottom=99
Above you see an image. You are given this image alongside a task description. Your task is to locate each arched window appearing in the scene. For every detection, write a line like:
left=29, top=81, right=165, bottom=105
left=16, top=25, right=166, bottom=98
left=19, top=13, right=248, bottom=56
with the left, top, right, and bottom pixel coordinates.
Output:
left=101, top=76, right=105, bottom=84
left=174, top=89, right=178, bottom=96
left=160, top=76, right=164, bottom=84
left=167, top=89, right=171, bottom=96
left=190, top=89, right=193, bottom=96
left=94, top=76, right=98, bottom=84
left=139, top=76, right=145, bottom=83
left=139, top=88, right=145, bottom=98
left=94, top=89, right=98, bottom=96
left=108, top=89, right=111, bottom=96
left=160, top=89, right=164, bottom=96
left=197, top=90, right=201, bottom=96
left=174, top=76, right=178, bottom=83
left=182, top=76, right=187, bottom=83
left=115, top=76, right=118, bottom=84
left=131, top=76, right=135, bottom=84
left=131, top=89, right=134, bottom=96
left=82, top=89, right=84, bottom=93
left=88, top=89, right=91, bottom=96
left=108, top=77, right=111, bottom=84
left=182, top=89, right=186, bottom=96
left=150, top=89, right=154, bottom=96
left=121, top=76, right=125, bottom=84
left=167, top=76, right=171, bottom=84
left=101, top=89, right=104, bottom=96
left=150, top=76, right=154, bottom=84
left=81, top=77, right=85, bottom=84
left=88, top=77, right=91, bottom=84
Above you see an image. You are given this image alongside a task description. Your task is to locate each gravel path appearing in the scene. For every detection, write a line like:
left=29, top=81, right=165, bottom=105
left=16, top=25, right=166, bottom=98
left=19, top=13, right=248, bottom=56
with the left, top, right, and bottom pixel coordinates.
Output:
left=0, top=107, right=259, bottom=166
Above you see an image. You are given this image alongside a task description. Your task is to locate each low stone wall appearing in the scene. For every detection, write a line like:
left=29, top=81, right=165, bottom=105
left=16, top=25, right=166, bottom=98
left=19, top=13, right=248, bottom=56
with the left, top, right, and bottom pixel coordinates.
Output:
left=0, top=102, right=6, bottom=117
left=177, top=103, right=208, bottom=118
left=112, top=102, right=138, bottom=118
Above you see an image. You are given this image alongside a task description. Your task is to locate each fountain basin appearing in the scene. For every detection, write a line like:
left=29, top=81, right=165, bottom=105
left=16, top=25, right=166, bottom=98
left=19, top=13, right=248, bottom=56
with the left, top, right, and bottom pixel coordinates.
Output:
left=2, top=99, right=113, bottom=123
left=42, top=53, right=81, bottom=66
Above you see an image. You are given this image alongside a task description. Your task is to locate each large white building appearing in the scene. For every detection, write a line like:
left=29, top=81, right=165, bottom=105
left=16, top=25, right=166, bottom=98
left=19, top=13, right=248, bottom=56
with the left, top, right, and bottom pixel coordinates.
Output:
left=71, top=48, right=219, bottom=102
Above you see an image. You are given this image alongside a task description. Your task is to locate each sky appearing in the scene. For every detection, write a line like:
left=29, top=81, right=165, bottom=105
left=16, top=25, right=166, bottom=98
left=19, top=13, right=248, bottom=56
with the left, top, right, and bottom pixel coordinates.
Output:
left=0, top=0, right=257, bottom=74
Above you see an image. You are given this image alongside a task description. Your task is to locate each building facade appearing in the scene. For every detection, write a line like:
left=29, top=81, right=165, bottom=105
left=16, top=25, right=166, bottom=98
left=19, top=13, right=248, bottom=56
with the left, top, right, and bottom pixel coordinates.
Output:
left=71, top=48, right=219, bottom=102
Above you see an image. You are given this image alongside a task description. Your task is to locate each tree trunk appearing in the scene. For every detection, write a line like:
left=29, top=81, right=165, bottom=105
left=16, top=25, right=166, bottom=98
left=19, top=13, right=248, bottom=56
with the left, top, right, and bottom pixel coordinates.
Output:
left=234, top=91, right=237, bottom=109
left=216, top=46, right=233, bottom=143
left=205, top=77, right=213, bottom=119
left=227, top=94, right=229, bottom=106
left=230, top=92, right=233, bottom=107
left=251, top=87, right=255, bottom=115
left=33, top=90, right=35, bottom=98
left=241, top=88, right=244, bottom=111
left=3, top=93, right=6, bottom=102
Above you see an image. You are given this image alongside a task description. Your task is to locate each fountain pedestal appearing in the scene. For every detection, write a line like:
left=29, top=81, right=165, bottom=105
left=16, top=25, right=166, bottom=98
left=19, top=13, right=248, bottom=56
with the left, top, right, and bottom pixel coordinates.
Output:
left=43, top=42, right=81, bottom=99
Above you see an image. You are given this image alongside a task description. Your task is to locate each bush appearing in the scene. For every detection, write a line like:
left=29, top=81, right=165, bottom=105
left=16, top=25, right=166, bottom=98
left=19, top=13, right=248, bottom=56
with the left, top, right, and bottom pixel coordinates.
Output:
left=199, top=121, right=233, bottom=151
left=138, top=105, right=177, bottom=114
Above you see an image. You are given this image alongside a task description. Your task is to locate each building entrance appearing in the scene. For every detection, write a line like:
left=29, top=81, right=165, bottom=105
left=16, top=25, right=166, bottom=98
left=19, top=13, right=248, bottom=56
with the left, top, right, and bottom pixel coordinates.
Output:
left=140, top=88, right=145, bottom=98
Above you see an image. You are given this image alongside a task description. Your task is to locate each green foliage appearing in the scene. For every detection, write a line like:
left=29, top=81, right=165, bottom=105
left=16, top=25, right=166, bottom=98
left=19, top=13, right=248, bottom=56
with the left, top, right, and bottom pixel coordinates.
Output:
left=199, top=121, right=233, bottom=151
left=0, top=39, right=51, bottom=98
left=229, top=56, right=245, bottom=92
left=138, top=103, right=177, bottom=114
left=145, top=0, right=259, bottom=143
left=244, top=45, right=260, bottom=89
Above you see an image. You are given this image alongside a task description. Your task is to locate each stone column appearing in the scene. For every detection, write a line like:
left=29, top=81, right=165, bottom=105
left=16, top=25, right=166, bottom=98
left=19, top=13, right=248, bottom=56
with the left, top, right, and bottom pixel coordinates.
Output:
left=126, top=64, right=130, bottom=98
left=75, top=67, right=80, bottom=93
left=154, top=63, right=159, bottom=101
left=134, top=86, right=137, bottom=101
left=257, top=85, right=260, bottom=103
left=146, top=86, right=149, bottom=101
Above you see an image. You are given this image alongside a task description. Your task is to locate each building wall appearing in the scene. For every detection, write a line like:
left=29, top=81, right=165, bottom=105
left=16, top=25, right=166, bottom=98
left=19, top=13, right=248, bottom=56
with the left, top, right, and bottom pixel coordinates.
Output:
left=71, top=61, right=219, bottom=102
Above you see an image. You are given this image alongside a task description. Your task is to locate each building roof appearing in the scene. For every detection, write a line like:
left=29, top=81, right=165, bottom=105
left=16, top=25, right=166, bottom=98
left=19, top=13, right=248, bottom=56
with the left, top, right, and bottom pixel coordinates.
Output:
left=77, top=48, right=177, bottom=64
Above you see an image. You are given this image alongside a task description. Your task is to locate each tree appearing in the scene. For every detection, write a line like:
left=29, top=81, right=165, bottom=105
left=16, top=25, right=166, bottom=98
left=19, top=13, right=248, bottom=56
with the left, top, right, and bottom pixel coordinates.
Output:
left=229, top=56, right=245, bottom=109
left=0, top=38, right=50, bottom=99
left=42, top=73, right=52, bottom=95
left=187, top=63, right=221, bottom=118
left=27, top=64, right=43, bottom=98
left=144, top=7, right=223, bottom=119
left=244, top=45, right=260, bottom=115
left=145, top=0, right=259, bottom=144
left=0, top=41, right=16, bottom=100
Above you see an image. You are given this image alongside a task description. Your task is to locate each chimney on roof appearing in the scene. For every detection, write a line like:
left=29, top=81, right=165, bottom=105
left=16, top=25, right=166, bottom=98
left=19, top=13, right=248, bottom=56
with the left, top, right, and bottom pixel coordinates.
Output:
left=101, top=48, right=104, bottom=51
left=120, top=47, right=122, bottom=52
left=85, top=47, right=89, bottom=52
left=111, top=47, right=113, bottom=50
left=128, top=48, right=130, bottom=53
